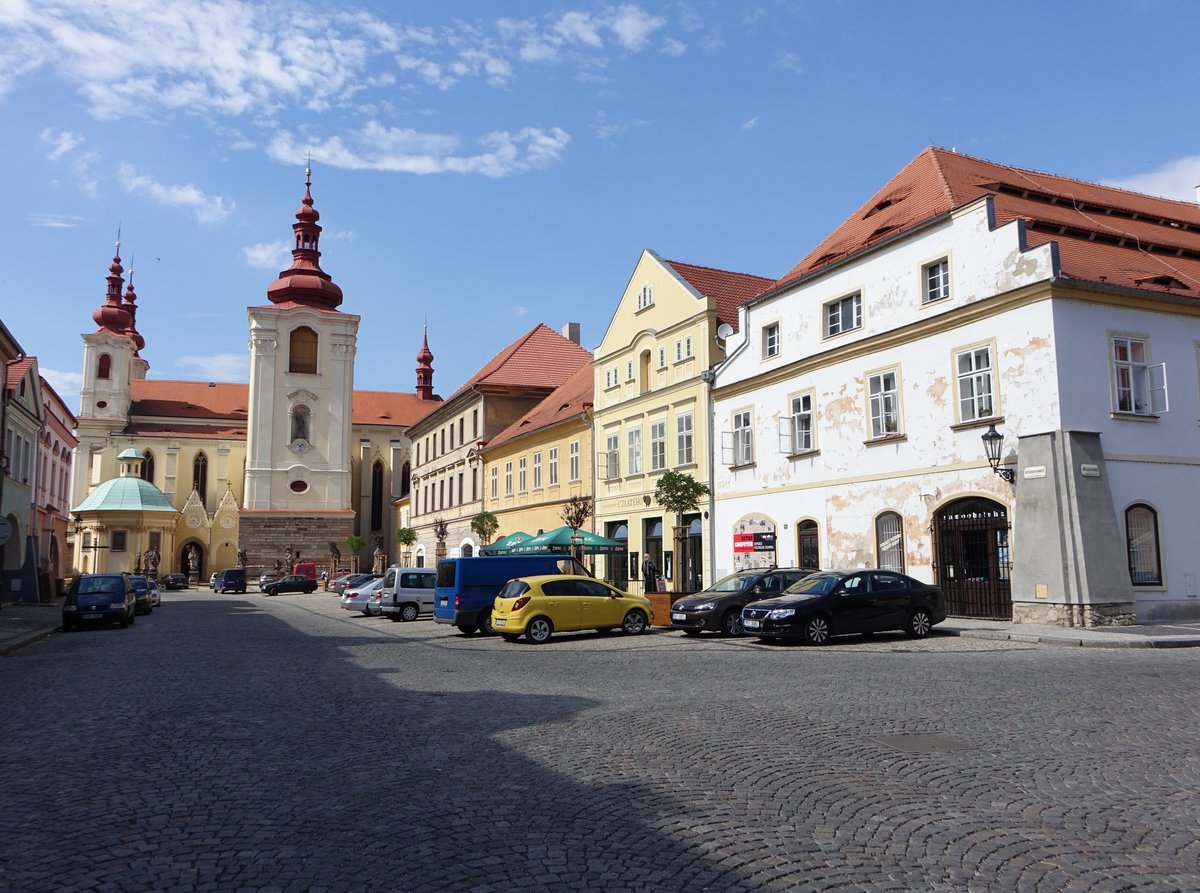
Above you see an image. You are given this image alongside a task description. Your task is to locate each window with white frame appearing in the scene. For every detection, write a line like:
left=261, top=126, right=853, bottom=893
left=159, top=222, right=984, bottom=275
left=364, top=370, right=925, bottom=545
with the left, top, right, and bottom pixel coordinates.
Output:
left=532, top=452, right=542, bottom=489
left=924, top=258, right=950, bottom=303
left=490, top=467, right=498, bottom=499
left=875, top=512, right=905, bottom=572
left=762, top=323, right=780, bottom=358
left=825, top=292, right=862, bottom=336
left=549, top=447, right=559, bottom=486
left=1112, top=336, right=1167, bottom=415
left=518, top=457, right=527, bottom=492
left=675, top=340, right=683, bottom=362
left=626, top=360, right=634, bottom=381
left=569, top=440, right=580, bottom=481
left=637, top=284, right=654, bottom=310
left=627, top=428, right=642, bottom=475
left=868, top=370, right=900, bottom=437
left=956, top=346, right=994, bottom=421
left=504, top=461, right=513, bottom=496
left=677, top=413, right=694, bottom=465
left=779, top=393, right=813, bottom=453
left=1125, top=503, right=1162, bottom=585
left=658, top=347, right=666, bottom=369
left=603, top=433, right=619, bottom=480
left=723, top=410, right=753, bottom=466
left=685, top=335, right=693, bottom=358
left=650, top=421, right=666, bottom=471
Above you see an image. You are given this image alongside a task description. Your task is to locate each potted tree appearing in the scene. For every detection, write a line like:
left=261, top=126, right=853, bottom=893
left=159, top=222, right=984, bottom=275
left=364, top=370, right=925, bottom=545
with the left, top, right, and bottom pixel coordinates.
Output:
left=653, top=470, right=711, bottom=599
left=471, top=511, right=499, bottom=551
left=345, top=534, right=364, bottom=574
left=432, top=518, right=449, bottom=561
left=395, top=527, right=416, bottom=566
left=560, top=494, right=594, bottom=565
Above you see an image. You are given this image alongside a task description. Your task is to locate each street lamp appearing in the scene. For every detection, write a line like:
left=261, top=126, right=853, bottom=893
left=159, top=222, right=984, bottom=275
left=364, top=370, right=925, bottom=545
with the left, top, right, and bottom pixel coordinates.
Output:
left=981, top=423, right=1015, bottom=483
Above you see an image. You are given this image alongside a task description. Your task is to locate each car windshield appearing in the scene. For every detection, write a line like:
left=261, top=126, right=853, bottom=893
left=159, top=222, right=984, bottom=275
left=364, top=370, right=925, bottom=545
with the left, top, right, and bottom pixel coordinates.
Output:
left=786, top=574, right=841, bottom=595
left=498, top=580, right=530, bottom=599
left=708, top=573, right=758, bottom=593
left=78, top=577, right=122, bottom=595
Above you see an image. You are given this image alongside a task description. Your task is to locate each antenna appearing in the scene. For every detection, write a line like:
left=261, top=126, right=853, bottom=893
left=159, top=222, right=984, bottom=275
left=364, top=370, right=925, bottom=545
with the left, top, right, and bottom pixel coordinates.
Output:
left=716, top=323, right=734, bottom=342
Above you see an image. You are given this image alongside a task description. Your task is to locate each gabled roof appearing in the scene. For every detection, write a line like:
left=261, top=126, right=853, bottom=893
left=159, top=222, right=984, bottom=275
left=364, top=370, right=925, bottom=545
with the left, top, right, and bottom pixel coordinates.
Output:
left=663, top=259, right=775, bottom=330
left=128, top=380, right=438, bottom=429
left=5, top=356, right=36, bottom=392
left=774, top=147, right=1200, bottom=301
left=486, top=362, right=594, bottom=450
left=438, top=323, right=593, bottom=409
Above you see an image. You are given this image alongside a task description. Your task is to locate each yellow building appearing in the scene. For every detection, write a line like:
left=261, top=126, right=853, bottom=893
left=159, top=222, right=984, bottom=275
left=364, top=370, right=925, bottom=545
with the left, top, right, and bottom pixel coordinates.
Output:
left=591, top=250, right=772, bottom=594
left=481, top=363, right=594, bottom=562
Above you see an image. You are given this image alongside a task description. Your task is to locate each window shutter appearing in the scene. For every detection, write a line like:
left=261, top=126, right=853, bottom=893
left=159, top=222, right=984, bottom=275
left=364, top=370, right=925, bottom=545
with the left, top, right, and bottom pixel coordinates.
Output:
left=721, top=431, right=735, bottom=466
left=1150, top=363, right=1169, bottom=413
left=778, top=417, right=794, bottom=454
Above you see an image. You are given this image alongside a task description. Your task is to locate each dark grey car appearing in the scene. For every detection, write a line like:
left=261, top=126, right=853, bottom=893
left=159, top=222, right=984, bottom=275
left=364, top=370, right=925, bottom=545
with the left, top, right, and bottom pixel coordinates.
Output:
left=62, top=573, right=136, bottom=631
left=669, top=567, right=819, bottom=636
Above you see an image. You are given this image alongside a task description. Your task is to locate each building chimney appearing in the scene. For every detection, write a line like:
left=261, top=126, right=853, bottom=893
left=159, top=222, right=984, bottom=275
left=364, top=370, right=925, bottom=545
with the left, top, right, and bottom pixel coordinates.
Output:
left=562, top=322, right=580, bottom=344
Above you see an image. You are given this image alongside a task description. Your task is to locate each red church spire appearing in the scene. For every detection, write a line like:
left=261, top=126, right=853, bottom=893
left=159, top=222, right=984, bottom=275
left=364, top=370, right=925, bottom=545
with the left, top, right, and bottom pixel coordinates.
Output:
left=123, top=269, right=146, bottom=353
left=416, top=325, right=435, bottom=400
left=265, top=165, right=344, bottom=310
left=92, top=240, right=133, bottom=334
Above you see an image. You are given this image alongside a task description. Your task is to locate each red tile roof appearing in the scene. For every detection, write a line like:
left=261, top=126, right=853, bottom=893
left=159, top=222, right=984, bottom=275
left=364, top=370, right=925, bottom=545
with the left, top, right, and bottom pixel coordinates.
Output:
left=440, top=323, right=593, bottom=407
left=129, top=380, right=439, bottom=428
left=487, top=362, right=595, bottom=450
left=5, top=356, right=36, bottom=393
left=774, top=147, right=1200, bottom=301
left=664, top=260, right=775, bottom=331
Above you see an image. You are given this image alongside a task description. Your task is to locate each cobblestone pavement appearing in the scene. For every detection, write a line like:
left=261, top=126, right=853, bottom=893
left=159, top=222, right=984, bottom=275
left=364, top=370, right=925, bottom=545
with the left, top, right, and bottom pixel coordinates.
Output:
left=3, top=591, right=1199, bottom=892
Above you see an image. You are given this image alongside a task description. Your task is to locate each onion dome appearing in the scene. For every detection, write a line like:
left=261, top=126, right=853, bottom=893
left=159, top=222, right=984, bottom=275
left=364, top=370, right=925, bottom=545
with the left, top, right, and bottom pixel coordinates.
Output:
left=93, top=244, right=133, bottom=333
left=123, top=272, right=146, bottom=352
left=265, top=166, right=344, bottom=310
left=415, top=326, right=435, bottom=400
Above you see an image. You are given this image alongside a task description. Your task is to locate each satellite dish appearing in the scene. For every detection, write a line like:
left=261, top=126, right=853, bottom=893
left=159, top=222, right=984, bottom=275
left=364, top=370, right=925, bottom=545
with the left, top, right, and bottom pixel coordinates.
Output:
left=716, top=323, right=734, bottom=342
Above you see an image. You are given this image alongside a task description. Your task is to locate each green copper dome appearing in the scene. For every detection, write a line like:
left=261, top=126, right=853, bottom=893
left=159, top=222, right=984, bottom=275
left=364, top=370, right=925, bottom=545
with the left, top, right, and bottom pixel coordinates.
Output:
left=72, top=477, right=178, bottom=513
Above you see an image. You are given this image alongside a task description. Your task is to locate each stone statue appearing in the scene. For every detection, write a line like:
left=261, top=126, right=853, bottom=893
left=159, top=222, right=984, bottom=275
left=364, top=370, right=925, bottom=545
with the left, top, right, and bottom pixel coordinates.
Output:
left=373, top=546, right=385, bottom=574
left=145, top=548, right=160, bottom=573
left=237, top=548, right=248, bottom=568
left=285, top=546, right=295, bottom=569
left=187, top=545, right=200, bottom=574
left=329, top=541, right=341, bottom=565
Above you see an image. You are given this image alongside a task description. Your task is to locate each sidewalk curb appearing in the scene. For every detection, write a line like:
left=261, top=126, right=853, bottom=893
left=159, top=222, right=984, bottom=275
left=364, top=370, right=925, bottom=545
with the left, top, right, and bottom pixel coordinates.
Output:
left=940, top=627, right=1200, bottom=649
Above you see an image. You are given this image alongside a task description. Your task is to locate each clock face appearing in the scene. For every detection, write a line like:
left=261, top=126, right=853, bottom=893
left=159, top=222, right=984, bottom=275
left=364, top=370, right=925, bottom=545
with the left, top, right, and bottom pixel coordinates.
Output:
left=186, top=516, right=201, bottom=528
left=290, top=439, right=311, bottom=454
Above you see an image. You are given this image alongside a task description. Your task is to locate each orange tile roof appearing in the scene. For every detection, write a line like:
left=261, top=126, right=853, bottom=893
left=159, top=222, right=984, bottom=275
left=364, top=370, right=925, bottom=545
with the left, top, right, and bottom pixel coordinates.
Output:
left=774, top=147, right=1200, bottom=302
left=487, top=362, right=595, bottom=450
left=129, top=380, right=439, bottom=428
left=5, top=356, right=36, bottom=392
left=664, top=260, right=775, bottom=331
left=124, top=423, right=249, bottom=440
left=439, top=323, right=593, bottom=408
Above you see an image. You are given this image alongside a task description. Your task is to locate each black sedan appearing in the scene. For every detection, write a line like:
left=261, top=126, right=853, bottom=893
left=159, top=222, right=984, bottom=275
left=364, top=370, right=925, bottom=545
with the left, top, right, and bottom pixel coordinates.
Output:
left=262, top=574, right=318, bottom=596
left=669, top=567, right=818, bottom=636
left=741, top=569, right=946, bottom=645
left=162, top=573, right=188, bottom=590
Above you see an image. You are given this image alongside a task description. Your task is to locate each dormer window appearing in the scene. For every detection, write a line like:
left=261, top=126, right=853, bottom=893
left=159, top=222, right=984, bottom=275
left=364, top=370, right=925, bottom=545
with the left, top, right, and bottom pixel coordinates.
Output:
left=637, top=285, right=654, bottom=310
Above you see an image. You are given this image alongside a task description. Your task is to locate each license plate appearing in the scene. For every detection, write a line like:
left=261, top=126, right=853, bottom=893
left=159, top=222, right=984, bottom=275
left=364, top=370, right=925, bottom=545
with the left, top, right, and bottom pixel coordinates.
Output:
left=439, top=598, right=447, bottom=606
left=83, top=613, right=102, bottom=620
left=494, top=618, right=506, bottom=626
left=671, top=612, right=686, bottom=621
left=743, top=618, right=761, bottom=629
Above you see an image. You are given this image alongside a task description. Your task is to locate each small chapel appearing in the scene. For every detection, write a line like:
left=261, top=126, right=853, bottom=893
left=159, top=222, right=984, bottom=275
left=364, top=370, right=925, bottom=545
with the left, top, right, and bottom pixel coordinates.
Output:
left=69, top=169, right=441, bottom=580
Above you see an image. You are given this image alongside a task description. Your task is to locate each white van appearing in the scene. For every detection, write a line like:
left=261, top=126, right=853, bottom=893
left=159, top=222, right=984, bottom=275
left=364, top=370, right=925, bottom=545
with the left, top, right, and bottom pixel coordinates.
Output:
left=379, top=566, right=438, bottom=622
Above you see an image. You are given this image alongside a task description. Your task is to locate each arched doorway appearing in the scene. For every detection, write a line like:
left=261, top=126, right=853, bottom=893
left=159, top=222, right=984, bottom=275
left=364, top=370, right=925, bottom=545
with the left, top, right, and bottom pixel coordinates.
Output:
left=797, top=520, right=819, bottom=569
left=932, top=497, right=1011, bottom=619
left=180, top=542, right=205, bottom=581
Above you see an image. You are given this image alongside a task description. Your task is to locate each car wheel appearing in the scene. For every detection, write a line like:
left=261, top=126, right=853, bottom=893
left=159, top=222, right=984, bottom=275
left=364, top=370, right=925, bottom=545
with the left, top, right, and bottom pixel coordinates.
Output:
left=802, top=614, right=830, bottom=645
left=401, top=603, right=419, bottom=622
left=622, top=610, right=648, bottom=635
left=721, top=608, right=744, bottom=637
left=362, top=606, right=371, bottom=616
left=526, top=616, right=553, bottom=644
left=457, top=624, right=478, bottom=636
left=478, top=609, right=494, bottom=636
left=500, top=633, right=520, bottom=643
left=906, top=608, right=933, bottom=638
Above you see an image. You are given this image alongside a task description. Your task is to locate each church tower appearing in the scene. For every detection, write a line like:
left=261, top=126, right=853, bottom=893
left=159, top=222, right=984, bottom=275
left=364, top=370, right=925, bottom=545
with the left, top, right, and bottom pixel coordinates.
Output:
left=72, top=244, right=138, bottom=508
left=240, top=167, right=360, bottom=566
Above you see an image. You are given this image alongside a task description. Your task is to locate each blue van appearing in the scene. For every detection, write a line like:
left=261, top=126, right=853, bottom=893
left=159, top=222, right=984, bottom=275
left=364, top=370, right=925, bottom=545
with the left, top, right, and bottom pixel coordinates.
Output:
left=434, top=554, right=588, bottom=634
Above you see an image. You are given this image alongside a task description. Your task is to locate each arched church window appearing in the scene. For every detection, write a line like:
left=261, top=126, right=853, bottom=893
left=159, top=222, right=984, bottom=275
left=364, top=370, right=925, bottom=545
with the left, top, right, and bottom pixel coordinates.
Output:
left=193, top=451, right=208, bottom=507
left=97, top=354, right=111, bottom=379
left=289, top=327, right=318, bottom=374
left=291, top=405, right=311, bottom=443
left=141, top=450, right=155, bottom=483
left=400, top=462, right=411, bottom=497
left=371, top=461, right=385, bottom=532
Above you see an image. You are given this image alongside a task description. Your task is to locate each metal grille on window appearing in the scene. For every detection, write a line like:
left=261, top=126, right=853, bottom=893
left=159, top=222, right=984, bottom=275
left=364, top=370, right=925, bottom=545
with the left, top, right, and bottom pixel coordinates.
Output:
left=875, top=512, right=904, bottom=572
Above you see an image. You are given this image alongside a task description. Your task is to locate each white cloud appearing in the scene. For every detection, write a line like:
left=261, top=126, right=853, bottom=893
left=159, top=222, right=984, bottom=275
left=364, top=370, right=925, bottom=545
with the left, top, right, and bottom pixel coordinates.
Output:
left=242, top=240, right=291, bottom=270
left=661, top=37, right=686, bottom=57
left=592, top=112, right=650, bottom=142
left=268, top=124, right=571, bottom=177
left=553, top=11, right=604, bottom=48
left=41, top=368, right=83, bottom=402
left=176, top=352, right=250, bottom=382
left=39, top=127, right=83, bottom=160
left=1106, top=156, right=1200, bottom=203
left=741, top=116, right=759, bottom=132
left=118, top=164, right=235, bottom=224
left=512, top=305, right=528, bottom=317
left=324, top=230, right=356, bottom=241
left=608, top=5, right=664, bottom=52
left=775, top=51, right=803, bottom=74
left=30, top=212, right=90, bottom=228
left=38, top=127, right=100, bottom=195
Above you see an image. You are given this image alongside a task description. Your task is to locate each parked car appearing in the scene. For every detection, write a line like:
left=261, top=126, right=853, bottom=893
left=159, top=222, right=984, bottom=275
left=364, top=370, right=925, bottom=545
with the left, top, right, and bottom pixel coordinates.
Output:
left=62, top=573, right=136, bottom=631
left=434, top=554, right=589, bottom=635
left=162, top=573, right=187, bottom=590
left=492, top=575, right=653, bottom=644
left=669, top=567, right=819, bottom=637
left=741, top=569, right=947, bottom=645
left=209, top=572, right=219, bottom=589
left=261, top=574, right=319, bottom=596
left=259, top=571, right=284, bottom=589
left=379, top=566, right=437, bottom=622
left=148, top=579, right=161, bottom=607
left=331, top=572, right=375, bottom=595
left=340, top=577, right=385, bottom=615
left=213, top=567, right=247, bottom=594
left=129, top=575, right=153, bottom=615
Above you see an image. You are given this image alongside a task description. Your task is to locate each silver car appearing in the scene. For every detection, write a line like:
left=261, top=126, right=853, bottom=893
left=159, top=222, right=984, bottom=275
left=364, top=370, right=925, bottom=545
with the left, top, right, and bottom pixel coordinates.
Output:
left=340, top=577, right=385, bottom=615
left=378, top=567, right=437, bottom=622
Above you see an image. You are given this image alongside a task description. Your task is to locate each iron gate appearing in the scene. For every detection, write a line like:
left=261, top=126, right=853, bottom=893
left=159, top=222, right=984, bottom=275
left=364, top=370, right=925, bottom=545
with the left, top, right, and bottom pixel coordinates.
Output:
left=931, top=497, right=1012, bottom=620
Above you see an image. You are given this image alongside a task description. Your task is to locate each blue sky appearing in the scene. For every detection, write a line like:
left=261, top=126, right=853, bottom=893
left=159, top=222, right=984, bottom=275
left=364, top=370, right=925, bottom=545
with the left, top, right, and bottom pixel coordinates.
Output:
left=2, top=0, right=1198, bottom=405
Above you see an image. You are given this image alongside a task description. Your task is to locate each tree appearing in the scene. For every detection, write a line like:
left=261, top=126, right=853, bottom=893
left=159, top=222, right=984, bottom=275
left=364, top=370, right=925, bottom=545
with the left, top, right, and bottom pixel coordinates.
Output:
left=653, top=471, right=711, bottom=592
left=560, top=494, right=593, bottom=532
left=345, top=534, right=364, bottom=573
left=471, top=511, right=499, bottom=545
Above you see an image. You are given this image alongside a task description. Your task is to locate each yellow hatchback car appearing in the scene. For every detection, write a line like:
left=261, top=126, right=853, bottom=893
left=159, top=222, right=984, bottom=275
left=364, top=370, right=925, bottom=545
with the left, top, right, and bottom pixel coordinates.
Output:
left=492, top=575, right=654, bottom=644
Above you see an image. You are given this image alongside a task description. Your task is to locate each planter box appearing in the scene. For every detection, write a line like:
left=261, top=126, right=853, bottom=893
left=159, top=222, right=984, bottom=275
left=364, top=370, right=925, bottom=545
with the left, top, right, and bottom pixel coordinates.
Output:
left=647, top=593, right=678, bottom=628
